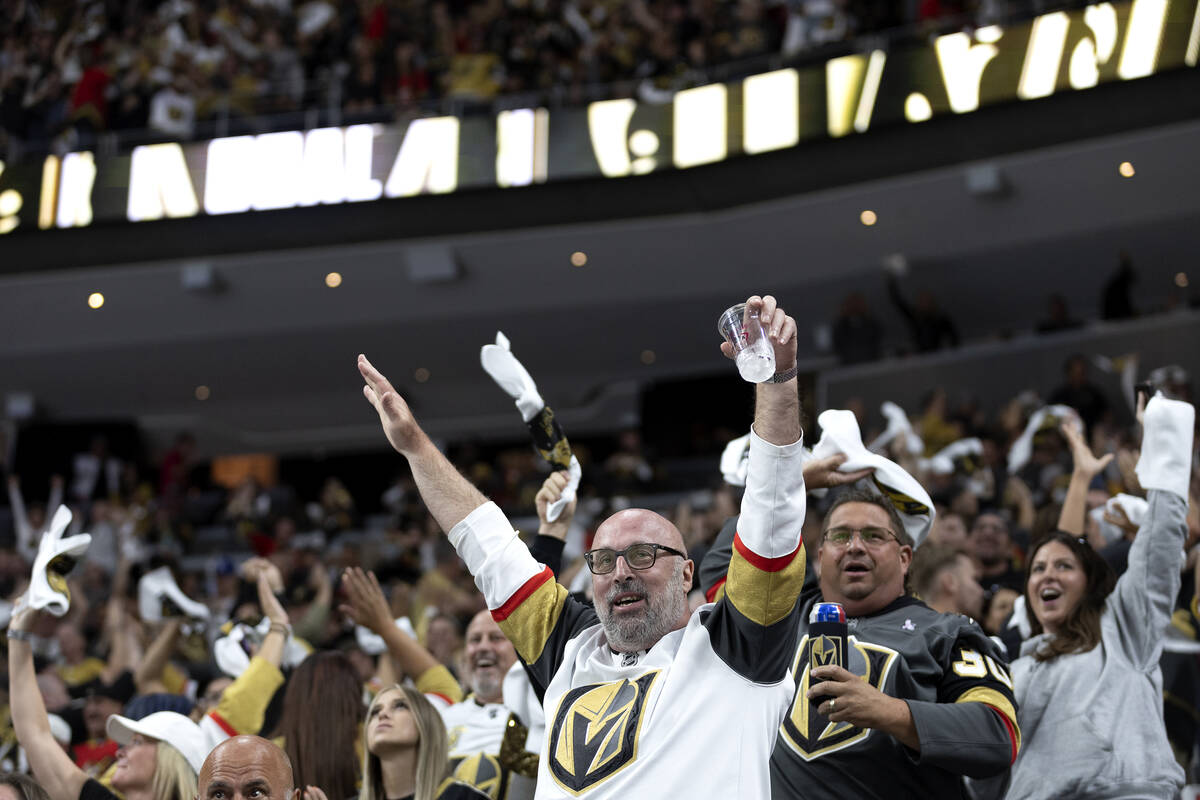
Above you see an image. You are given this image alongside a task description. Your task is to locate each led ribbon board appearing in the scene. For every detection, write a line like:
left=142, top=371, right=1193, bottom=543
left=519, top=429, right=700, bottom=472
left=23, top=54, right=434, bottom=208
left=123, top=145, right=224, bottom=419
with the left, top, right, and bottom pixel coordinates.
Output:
left=1, top=0, right=1195, bottom=235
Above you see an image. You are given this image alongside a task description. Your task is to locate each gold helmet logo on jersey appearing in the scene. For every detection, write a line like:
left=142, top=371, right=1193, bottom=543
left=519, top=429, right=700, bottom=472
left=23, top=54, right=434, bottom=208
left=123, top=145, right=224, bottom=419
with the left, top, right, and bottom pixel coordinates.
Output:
left=781, top=635, right=899, bottom=761
left=450, top=752, right=503, bottom=798
left=547, top=671, right=660, bottom=795
left=809, top=635, right=843, bottom=669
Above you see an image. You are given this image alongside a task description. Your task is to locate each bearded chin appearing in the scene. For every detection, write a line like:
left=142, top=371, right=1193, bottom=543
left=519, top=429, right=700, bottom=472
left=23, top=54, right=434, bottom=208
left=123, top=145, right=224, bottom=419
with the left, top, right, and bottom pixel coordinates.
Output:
left=471, top=671, right=503, bottom=701
left=597, top=565, right=687, bottom=652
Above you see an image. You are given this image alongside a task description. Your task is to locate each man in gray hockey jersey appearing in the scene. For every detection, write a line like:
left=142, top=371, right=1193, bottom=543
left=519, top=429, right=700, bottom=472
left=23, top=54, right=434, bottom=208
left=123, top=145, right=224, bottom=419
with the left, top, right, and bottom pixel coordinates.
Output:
left=703, top=488, right=1019, bottom=798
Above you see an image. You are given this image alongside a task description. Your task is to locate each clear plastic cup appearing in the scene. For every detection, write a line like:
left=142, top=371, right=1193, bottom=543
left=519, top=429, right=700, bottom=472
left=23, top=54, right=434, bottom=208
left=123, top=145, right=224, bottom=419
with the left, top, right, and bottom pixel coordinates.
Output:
left=718, top=303, right=776, bottom=383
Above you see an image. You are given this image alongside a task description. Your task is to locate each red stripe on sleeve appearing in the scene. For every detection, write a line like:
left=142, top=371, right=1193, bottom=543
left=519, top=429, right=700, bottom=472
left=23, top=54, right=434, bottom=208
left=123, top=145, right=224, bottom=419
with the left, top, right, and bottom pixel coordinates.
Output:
left=491, top=565, right=554, bottom=622
left=425, top=692, right=454, bottom=706
left=985, top=705, right=1019, bottom=764
left=705, top=576, right=726, bottom=604
left=733, top=533, right=802, bottom=573
left=208, top=711, right=238, bottom=738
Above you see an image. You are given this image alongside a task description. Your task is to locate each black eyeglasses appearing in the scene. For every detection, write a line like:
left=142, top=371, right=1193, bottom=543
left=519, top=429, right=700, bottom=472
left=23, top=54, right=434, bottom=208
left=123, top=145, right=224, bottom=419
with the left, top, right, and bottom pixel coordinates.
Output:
left=583, top=543, right=687, bottom=574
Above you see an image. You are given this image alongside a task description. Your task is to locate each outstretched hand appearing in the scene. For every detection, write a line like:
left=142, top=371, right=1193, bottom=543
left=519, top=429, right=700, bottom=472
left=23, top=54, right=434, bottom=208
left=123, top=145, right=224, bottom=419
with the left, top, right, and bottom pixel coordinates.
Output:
left=1060, top=421, right=1113, bottom=477
left=719, top=295, right=798, bottom=372
left=358, top=354, right=426, bottom=457
left=339, top=567, right=393, bottom=634
left=803, top=454, right=873, bottom=490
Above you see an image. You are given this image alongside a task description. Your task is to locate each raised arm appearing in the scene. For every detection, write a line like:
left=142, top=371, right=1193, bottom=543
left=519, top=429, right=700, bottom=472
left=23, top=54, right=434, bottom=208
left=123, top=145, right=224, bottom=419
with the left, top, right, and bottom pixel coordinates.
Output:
left=710, top=295, right=808, bottom=683
left=1056, top=421, right=1113, bottom=536
left=358, top=353, right=596, bottom=693
left=1110, top=394, right=1194, bottom=669
left=340, top=567, right=461, bottom=702
left=135, top=618, right=183, bottom=694
left=359, top=354, right=488, bottom=531
left=7, top=608, right=89, bottom=800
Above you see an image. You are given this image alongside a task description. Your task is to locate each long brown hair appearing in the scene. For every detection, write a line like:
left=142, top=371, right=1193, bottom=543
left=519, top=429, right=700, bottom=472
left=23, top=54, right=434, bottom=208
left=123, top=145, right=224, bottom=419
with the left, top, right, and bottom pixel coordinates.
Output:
left=273, top=652, right=365, bottom=800
left=1024, top=531, right=1116, bottom=662
left=360, top=685, right=449, bottom=800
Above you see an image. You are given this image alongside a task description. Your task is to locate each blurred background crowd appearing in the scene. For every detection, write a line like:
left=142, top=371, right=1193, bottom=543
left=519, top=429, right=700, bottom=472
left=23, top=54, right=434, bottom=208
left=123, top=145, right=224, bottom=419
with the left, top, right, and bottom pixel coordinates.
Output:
left=1, top=0, right=1087, bottom=158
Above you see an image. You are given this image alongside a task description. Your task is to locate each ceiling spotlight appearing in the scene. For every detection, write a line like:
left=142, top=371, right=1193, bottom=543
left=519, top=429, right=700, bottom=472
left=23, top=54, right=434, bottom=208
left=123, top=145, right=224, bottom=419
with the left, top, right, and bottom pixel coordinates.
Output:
left=1118, top=161, right=1135, bottom=178
left=195, top=385, right=211, bottom=401
left=570, top=251, right=588, bottom=267
left=860, top=210, right=877, bottom=226
left=640, top=349, right=657, bottom=365
left=414, top=367, right=430, bottom=383
left=87, top=292, right=105, bottom=309
left=325, top=272, right=343, bottom=288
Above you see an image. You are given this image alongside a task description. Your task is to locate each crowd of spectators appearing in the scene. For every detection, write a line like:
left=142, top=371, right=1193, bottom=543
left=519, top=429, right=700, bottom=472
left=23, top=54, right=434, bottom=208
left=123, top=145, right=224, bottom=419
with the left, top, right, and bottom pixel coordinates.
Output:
left=1, top=0, right=1082, bottom=160
left=0, top=338, right=1197, bottom=795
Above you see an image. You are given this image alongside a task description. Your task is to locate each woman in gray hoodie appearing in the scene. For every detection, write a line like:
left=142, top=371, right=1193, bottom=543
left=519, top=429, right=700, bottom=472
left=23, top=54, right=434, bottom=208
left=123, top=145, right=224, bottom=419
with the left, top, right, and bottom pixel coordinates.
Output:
left=991, top=394, right=1192, bottom=800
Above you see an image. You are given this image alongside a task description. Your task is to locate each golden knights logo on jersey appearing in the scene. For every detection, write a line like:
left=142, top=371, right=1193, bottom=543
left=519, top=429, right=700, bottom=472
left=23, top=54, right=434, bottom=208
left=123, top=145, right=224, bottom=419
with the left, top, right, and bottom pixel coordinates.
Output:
left=449, top=752, right=503, bottom=798
left=547, top=671, right=660, bottom=794
left=780, top=635, right=899, bottom=760
left=809, top=634, right=844, bottom=669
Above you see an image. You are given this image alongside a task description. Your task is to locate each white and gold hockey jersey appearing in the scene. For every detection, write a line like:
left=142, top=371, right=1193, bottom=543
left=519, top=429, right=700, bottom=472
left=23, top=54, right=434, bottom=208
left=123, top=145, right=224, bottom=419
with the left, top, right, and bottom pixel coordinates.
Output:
left=440, top=691, right=539, bottom=800
left=447, top=430, right=809, bottom=798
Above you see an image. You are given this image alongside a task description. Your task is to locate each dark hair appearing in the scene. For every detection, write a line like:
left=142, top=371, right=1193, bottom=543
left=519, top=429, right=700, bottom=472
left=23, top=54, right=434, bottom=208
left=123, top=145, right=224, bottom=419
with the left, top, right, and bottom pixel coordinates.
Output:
left=0, top=774, right=51, bottom=800
left=821, top=489, right=913, bottom=548
left=272, top=652, right=365, bottom=800
left=1024, top=531, right=1116, bottom=662
left=908, top=542, right=967, bottom=601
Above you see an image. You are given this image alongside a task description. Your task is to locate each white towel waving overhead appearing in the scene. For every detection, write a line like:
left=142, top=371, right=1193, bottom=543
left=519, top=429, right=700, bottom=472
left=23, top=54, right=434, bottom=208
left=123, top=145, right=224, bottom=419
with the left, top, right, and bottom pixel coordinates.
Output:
left=1007, top=404, right=1081, bottom=474
left=480, top=331, right=580, bottom=522
left=1135, top=393, right=1195, bottom=501
left=27, top=506, right=91, bottom=617
left=812, top=409, right=935, bottom=548
left=480, top=331, right=544, bottom=423
left=213, top=617, right=310, bottom=677
left=867, top=401, right=925, bottom=456
left=138, top=566, right=212, bottom=624
left=920, top=437, right=983, bottom=476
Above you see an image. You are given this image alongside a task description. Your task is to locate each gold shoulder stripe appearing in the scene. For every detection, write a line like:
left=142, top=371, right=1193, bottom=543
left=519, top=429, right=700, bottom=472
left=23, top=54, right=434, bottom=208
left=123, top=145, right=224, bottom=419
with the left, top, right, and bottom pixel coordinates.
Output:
left=726, top=541, right=806, bottom=627
left=494, top=574, right=570, bottom=665
left=956, top=686, right=1021, bottom=752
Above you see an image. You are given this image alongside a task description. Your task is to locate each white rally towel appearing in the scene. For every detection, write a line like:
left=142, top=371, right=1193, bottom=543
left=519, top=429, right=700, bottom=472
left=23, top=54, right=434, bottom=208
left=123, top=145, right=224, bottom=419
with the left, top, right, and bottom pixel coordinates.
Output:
left=812, top=409, right=935, bottom=548
left=1089, top=492, right=1150, bottom=545
left=1135, top=393, right=1195, bottom=501
left=480, top=331, right=581, bottom=522
left=355, top=616, right=418, bottom=656
left=867, top=401, right=925, bottom=456
left=138, top=566, right=212, bottom=623
left=719, top=432, right=752, bottom=487
left=213, top=617, right=310, bottom=677
left=919, top=437, right=983, bottom=476
left=1007, top=404, right=1082, bottom=474
left=25, top=506, right=91, bottom=617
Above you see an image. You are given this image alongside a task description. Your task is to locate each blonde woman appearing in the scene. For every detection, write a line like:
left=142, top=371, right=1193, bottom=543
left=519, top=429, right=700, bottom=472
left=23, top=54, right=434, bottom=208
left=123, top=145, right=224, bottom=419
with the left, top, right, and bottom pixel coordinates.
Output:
left=7, top=608, right=209, bottom=800
left=340, top=685, right=485, bottom=800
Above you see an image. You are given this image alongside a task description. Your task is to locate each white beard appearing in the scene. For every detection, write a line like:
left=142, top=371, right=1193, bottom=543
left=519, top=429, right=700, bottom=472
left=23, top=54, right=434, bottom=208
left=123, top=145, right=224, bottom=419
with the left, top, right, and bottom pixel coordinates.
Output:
left=596, top=562, right=688, bottom=652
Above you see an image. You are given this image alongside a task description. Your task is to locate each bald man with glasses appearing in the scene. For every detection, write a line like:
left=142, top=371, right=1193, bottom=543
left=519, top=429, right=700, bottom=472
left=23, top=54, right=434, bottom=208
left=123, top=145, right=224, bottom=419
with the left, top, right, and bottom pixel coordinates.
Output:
left=357, top=294, right=808, bottom=799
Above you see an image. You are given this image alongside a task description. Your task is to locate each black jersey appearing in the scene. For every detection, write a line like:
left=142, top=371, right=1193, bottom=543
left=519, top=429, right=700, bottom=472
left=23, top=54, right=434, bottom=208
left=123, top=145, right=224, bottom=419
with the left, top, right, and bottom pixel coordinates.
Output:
left=701, top=518, right=1019, bottom=800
